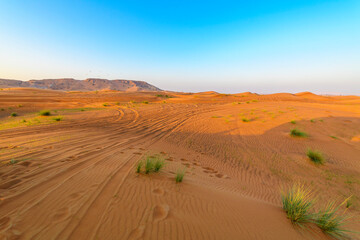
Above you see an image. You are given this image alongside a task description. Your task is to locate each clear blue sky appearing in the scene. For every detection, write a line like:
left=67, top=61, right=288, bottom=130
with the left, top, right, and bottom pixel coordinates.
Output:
left=0, top=0, right=359, bottom=94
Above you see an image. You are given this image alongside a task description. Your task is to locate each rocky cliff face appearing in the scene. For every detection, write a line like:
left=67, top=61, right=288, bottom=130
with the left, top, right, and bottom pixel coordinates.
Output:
left=0, top=78, right=161, bottom=91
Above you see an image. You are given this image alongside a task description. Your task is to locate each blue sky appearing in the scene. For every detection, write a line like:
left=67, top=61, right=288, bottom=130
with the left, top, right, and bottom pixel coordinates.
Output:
left=0, top=0, right=359, bottom=94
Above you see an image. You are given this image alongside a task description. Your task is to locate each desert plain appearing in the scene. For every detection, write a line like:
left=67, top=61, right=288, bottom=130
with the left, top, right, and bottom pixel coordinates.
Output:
left=0, top=88, right=360, bottom=240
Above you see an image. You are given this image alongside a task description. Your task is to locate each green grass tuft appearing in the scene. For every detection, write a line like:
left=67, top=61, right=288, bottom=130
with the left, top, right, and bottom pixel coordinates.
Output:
left=290, top=129, right=307, bottom=137
left=330, top=136, right=338, bottom=139
left=39, top=110, right=51, bottom=116
left=290, top=120, right=296, bottom=124
left=52, top=116, right=63, bottom=121
left=175, top=169, right=185, bottom=183
left=281, top=184, right=314, bottom=225
left=10, top=112, right=18, bottom=117
left=315, top=200, right=353, bottom=239
left=242, top=118, right=250, bottom=122
left=144, top=157, right=154, bottom=174
left=136, top=161, right=143, bottom=173
left=307, top=149, right=325, bottom=165
left=142, top=101, right=149, bottom=104
left=102, top=103, right=110, bottom=107
left=153, top=158, right=165, bottom=172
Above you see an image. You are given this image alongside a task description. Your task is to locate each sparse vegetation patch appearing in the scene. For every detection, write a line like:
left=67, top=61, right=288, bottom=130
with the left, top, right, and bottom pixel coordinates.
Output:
left=281, top=184, right=314, bottom=225
left=39, top=110, right=51, bottom=116
left=290, top=129, right=307, bottom=137
left=307, top=149, right=325, bottom=165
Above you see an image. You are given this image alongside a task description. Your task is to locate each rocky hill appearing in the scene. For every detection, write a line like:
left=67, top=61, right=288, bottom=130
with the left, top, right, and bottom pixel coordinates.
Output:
left=0, top=78, right=162, bottom=92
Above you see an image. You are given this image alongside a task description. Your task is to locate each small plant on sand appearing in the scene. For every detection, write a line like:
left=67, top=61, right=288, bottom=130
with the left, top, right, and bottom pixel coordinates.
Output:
left=153, top=158, right=165, bottom=172
left=9, top=159, right=19, bottom=165
left=102, top=103, right=110, bottom=107
left=175, top=169, right=185, bottom=183
left=18, top=104, right=23, bottom=107
left=1, top=108, right=4, bottom=111
left=242, top=118, right=250, bottom=122
left=310, top=119, right=315, bottom=123
left=345, top=197, right=353, bottom=209
left=144, top=157, right=155, bottom=174
left=315, top=199, right=353, bottom=239
left=281, top=184, right=314, bottom=225
left=290, top=129, right=307, bottom=137
left=52, top=116, right=63, bottom=121
left=136, top=161, right=143, bottom=173
left=330, top=136, right=338, bottom=140
left=142, top=101, right=149, bottom=104
left=290, top=120, right=296, bottom=124
left=307, top=149, right=325, bottom=165
left=10, top=112, right=18, bottom=117
left=39, top=110, right=51, bottom=116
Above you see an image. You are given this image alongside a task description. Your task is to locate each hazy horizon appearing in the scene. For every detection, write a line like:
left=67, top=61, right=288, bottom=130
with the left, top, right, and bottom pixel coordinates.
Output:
left=0, top=0, right=359, bottom=94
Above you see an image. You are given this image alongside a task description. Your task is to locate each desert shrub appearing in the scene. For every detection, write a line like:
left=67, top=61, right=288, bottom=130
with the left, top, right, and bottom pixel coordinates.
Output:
left=310, top=119, right=315, bottom=123
left=153, top=158, right=165, bottom=172
left=136, top=161, right=142, bottom=173
left=9, top=159, right=19, bottom=165
left=315, top=200, right=353, bottom=239
left=1, top=108, right=4, bottom=111
left=242, top=118, right=250, bottom=122
left=290, top=120, right=296, bottom=124
left=10, top=112, right=18, bottom=117
left=52, top=116, right=63, bottom=121
left=102, top=103, right=110, bottom=107
left=281, top=184, right=314, bottom=225
left=290, top=129, right=307, bottom=137
left=330, top=136, right=338, bottom=139
left=18, top=104, right=23, bottom=107
left=142, top=101, right=149, bottom=104
left=175, top=169, right=185, bottom=183
left=39, top=110, right=51, bottom=116
left=307, top=149, right=325, bottom=165
left=144, top=157, right=154, bottom=174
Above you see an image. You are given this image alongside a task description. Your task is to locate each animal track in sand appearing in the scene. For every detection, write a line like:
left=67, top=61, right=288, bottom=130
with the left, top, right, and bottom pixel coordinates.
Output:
left=153, top=204, right=170, bottom=222
left=152, top=188, right=164, bottom=195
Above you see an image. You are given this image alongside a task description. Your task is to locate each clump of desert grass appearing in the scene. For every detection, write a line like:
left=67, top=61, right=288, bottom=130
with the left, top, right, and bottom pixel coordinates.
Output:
left=10, top=112, right=18, bottom=117
left=136, top=155, right=165, bottom=174
left=175, top=169, right=185, bottom=183
left=39, top=110, right=51, bottom=116
left=142, top=101, right=149, bottom=104
left=281, top=185, right=356, bottom=238
left=315, top=198, right=354, bottom=239
left=307, top=149, right=325, bottom=165
left=102, top=103, right=110, bottom=107
left=290, top=120, right=296, bottom=124
left=281, top=184, right=314, bottom=225
left=136, top=160, right=142, bottom=173
left=242, top=118, right=251, bottom=122
left=52, top=116, right=63, bottom=122
left=290, top=128, right=307, bottom=137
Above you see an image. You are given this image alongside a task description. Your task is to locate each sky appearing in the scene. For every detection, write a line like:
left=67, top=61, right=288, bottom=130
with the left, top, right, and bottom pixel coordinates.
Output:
left=0, top=0, right=359, bottom=94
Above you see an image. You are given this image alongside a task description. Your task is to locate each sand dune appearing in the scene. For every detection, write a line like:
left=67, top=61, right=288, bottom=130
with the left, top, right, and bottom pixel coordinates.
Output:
left=0, top=88, right=359, bottom=239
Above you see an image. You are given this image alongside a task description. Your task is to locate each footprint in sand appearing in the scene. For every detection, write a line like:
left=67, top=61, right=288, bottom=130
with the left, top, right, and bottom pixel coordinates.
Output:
left=153, top=204, right=170, bottom=222
left=52, top=207, right=70, bottom=222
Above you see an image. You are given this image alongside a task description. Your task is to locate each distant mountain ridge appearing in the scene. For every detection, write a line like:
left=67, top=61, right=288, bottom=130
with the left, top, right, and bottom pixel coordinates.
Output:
left=0, top=78, right=162, bottom=92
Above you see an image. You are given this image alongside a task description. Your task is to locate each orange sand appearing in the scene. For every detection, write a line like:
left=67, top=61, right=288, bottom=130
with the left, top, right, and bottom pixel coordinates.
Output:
left=0, top=88, right=359, bottom=239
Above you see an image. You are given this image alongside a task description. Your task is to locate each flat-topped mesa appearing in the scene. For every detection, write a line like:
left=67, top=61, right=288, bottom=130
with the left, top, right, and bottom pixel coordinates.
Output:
left=0, top=78, right=162, bottom=92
